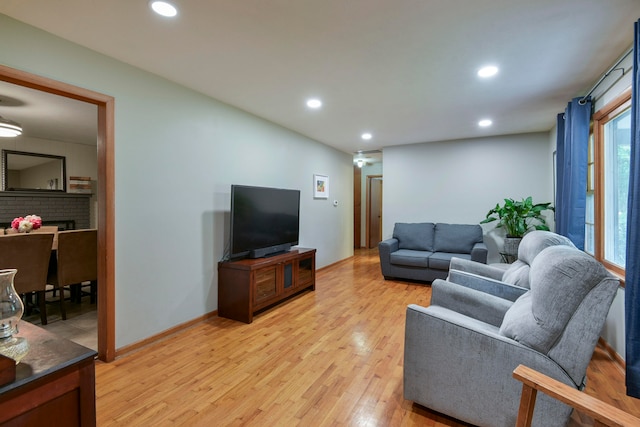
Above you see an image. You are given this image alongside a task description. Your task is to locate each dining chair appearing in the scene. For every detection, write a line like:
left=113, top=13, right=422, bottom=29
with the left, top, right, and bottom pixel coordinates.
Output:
left=48, top=229, right=98, bottom=319
left=0, top=233, right=56, bottom=325
left=33, top=226, right=59, bottom=251
left=5, top=225, right=58, bottom=248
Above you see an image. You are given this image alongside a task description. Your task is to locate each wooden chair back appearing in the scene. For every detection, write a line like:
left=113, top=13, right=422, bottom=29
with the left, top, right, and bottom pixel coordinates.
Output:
left=0, top=233, right=53, bottom=294
left=5, top=226, right=59, bottom=249
left=54, top=229, right=98, bottom=286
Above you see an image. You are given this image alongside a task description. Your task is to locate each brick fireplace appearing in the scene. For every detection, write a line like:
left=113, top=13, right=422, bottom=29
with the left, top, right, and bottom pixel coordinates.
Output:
left=0, top=191, right=91, bottom=230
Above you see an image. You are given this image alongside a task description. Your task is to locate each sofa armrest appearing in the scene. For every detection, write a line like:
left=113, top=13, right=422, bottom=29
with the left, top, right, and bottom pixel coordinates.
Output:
left=378, top=238, right=399, bottom=259
left=449, top=257, right=505, bottom=280
left=470, top=242, right=488, bottom=263
left=447, top=270, right=528, bottom=302
left=430, top=279, right=513, bottom=327
left=378, top=238, right=399, bottom=278
left=404, top=304, right=577, bottom=427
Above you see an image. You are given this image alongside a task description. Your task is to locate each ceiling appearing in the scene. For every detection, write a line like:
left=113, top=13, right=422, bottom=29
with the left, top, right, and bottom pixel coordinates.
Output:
left=0, top=1, right=639, bottom=156
left=0, top=81, right=97, bottom=145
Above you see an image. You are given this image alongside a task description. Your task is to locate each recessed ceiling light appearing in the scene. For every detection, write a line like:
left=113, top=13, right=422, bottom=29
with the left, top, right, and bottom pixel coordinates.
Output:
left=150, top=1, right=178, bottom=17
left=477, top=66, right=499, bottom=78
left=478, top=119, right=493, bottom=127
left=361, top=133, right=372, bottom=140
left=306, top=98, right=322, bottom=109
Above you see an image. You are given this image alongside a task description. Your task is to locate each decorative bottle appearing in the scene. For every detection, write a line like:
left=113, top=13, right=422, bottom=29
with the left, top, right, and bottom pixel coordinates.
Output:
left=0, top=269, right=29, bottom=363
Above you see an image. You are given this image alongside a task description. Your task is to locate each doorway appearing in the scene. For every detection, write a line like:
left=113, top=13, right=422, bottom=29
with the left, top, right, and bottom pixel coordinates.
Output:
left=353, top=165, right=362, bottom=248
left=366, top=175, right=383, bottom=249
left=0, top=64, right=116, bottom=362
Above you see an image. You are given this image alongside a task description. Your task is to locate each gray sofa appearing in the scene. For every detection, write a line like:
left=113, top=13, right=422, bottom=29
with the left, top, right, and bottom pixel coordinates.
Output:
left=403, top=245, right=620, bottom=427
left=378, top=222, right=487, bottom=282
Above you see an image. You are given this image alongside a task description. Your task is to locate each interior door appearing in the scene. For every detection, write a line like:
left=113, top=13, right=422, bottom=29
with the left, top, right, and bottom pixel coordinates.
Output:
left=367, top=176, right=383, bottom=248
left=354, top=165, right=362, bottom=248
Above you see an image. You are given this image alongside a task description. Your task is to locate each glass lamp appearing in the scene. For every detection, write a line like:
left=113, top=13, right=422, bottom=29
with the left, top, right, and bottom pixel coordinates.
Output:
left=0, top=269, right=29, bottom=363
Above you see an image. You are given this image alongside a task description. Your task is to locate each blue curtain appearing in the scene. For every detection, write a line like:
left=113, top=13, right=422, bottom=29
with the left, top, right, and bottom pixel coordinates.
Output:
left=626, top=19, right=640, bottom=398
left=555, top=97, right=592, bottom=250
left=555, top=113, right=566, bottom=235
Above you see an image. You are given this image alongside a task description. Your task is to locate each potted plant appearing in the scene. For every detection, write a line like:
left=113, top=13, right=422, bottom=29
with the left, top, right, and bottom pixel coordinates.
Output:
left=480, top=197, right=554, bottom=258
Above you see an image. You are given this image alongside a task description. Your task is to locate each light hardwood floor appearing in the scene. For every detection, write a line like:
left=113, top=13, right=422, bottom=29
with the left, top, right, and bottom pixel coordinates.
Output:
left=95, top=249, right=640, bottom=426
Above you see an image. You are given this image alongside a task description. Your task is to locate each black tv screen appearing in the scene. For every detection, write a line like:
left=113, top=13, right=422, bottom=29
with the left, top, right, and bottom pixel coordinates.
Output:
left=230, top=185, right=300, bottom=259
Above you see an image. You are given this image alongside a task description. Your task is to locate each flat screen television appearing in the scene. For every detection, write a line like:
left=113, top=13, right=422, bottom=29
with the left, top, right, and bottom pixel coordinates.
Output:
left=230, top=185, right=300, bottom=259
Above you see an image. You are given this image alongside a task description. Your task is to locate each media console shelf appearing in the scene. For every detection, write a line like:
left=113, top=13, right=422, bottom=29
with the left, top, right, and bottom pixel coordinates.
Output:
left=218, top=247, right=316, bottom=323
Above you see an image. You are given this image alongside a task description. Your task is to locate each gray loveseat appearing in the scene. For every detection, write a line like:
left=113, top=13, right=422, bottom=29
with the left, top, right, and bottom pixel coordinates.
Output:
left=378, top=222, right=487, bottom=282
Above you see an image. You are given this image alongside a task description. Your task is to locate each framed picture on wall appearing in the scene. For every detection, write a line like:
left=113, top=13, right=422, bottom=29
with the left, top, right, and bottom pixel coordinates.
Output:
left=314, top=174, right=329, bottom=199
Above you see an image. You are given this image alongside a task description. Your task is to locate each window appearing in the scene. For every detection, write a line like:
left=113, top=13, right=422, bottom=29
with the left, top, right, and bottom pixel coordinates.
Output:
left=587, top=90, right=631, bottom=277
left=585, top=132, right=595, bottom=255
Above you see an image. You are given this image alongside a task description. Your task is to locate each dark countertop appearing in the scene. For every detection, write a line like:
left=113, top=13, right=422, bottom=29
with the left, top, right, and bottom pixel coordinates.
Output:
left=0, top=321, right=96, bottom=395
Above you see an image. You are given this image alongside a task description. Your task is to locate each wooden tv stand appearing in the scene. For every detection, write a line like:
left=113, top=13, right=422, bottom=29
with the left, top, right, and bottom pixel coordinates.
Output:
left=218, top=247, right=316, bottom=323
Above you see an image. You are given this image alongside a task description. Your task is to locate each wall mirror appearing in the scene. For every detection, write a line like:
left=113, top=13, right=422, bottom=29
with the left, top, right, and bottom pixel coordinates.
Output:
left=1, top=149, right=66, bottom=192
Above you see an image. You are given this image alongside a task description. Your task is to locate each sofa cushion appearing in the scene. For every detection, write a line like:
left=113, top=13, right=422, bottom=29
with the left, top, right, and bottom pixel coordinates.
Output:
left=429, top=252, right=470, bottom=270
left=499, top=246, right=612, bottom=354
left=390, top=249, right=432, bottom=268
left=501, top=260, right=530, bottom=288
left=433, top=223, right=482, bottom=253
left=393, top=223, right=435, bottom=251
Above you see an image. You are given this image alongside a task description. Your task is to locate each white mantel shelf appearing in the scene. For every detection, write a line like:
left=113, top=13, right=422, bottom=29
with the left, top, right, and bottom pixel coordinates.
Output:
left=0, top=191, right=92, bottom=198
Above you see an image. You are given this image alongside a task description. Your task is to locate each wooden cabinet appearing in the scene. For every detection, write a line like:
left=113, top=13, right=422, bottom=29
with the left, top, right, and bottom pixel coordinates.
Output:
left=0, top=322, right=96, bottom=427
left=218, top=248, right=316, bottom=323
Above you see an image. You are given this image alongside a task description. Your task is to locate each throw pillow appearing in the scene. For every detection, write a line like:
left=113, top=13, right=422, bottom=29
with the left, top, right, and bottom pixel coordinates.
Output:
left=393, top=223, right=435, bottom=251
left=433, top=223, right=482, bottom=253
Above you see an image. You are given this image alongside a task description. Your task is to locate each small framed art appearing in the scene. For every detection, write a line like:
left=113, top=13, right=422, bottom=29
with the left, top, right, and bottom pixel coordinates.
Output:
left=314, top=174, right=329, bottom=199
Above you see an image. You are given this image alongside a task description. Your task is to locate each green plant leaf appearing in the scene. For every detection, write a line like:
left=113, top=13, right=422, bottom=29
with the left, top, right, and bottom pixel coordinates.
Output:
left=481, top=197, right=553, bottom=238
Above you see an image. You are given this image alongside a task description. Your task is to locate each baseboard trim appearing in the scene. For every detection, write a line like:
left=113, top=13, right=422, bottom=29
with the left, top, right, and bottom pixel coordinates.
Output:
left=598, top=337, right=625, bottom=372
left=316, top=255, right=354, bottom=273
left=114, top=255, right=352, bottom=359
left=115, top=310, right=218, bottom=359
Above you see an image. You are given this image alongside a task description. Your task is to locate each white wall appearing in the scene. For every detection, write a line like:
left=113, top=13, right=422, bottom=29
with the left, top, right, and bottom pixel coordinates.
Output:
left=0, top=14, right=354, bottom=348
left=0, top=136, right=98, bottom=189
left=0, top=136, right=99, bottom=226
left=383, top=132, right=554, bottom=263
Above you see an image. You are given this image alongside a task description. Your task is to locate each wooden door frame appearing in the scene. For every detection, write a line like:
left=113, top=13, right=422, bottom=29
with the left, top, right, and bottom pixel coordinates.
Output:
left=365, top=175, right=382, bottom=249
left=353, top=165, right=362, bottom=249
left=0, top=64, right=116, bottom=362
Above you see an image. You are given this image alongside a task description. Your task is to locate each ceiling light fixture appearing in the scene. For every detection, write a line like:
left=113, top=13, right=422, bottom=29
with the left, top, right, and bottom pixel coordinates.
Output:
left=361, top=132, right=372, bottom=141
left=477, top=65, right=499, bottom=78
left=306, top=98, right=322, bottom=109
left=357, top=159, right=364, bottom=168
left=0, top=116, right=23, bottom=138
left=478, top=119, right=493, bottom=127
left=150, top=1, right=178, bottom=17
